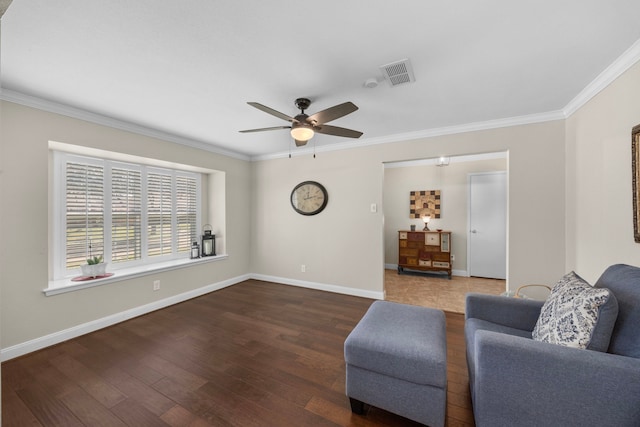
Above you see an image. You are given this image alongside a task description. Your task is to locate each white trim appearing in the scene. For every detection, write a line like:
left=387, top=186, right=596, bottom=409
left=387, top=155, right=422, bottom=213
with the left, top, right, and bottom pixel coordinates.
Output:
left=3, top=273, right=382, bottom=361
left=3, top=87, right=562, bottom=163
left=250, top=274, right=384, bottom=300
left=52, top=152, right=204, bottom=280
left=563, top=38, right=640, bottom=117
left=3, top=272, right=248, bottom=361
left=45, top=255, right=228, bottom=296
left=0, top=89, right=250, bottom=161
left=4, top=36, right=639, bottom=163
left=52, top=150, right=67, bottom=278
left=384, top=151, right=508, bottom=169
left=49, top=141, right=218, bottom=175
left=254, top=111, right=565, bottom=161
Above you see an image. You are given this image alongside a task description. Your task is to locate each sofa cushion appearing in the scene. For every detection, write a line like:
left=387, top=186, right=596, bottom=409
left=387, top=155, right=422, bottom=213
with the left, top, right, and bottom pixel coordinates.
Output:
left=532, top=271, right=618, bottom=351
left=595, top=264, right=640, bottom=358
left=344, top=301, right=447, bottom=387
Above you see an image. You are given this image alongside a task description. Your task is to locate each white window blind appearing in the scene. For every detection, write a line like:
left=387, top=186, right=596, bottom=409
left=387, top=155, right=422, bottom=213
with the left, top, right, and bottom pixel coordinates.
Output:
left=176, top=175, right=198, bottom=253
left=55, top=153, right=201, bottom=279
left=111, top=167, right=142, bottom=263
left=147, top=171, right=173, bottom=257
left=65, top=162, right=104, bottom=269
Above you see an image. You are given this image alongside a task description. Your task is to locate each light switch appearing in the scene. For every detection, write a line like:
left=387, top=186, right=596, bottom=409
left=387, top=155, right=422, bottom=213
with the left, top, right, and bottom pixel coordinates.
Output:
left=370, top=203, right=377, bottom=213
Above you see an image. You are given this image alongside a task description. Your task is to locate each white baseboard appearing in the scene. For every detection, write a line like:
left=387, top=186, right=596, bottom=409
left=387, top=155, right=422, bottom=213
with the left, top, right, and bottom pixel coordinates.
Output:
left=250, top=274, right=385, bottom=300
left=1, top=273, right=384, bottom=361
left=0, top=274, right=250, bottom=362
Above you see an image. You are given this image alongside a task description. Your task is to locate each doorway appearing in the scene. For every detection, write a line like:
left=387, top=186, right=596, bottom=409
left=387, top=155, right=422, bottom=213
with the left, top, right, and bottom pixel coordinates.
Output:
left=383, top=152, right=508, bottom=282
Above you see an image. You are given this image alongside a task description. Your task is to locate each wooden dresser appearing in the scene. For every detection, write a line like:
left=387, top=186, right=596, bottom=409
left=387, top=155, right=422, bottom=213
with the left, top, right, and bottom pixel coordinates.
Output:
left=398, top=230, right=452, bottom=279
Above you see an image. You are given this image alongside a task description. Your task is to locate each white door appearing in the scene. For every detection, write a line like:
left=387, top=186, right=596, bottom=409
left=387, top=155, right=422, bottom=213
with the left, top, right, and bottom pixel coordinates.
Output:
left=468, top=172, right=506, bottom=279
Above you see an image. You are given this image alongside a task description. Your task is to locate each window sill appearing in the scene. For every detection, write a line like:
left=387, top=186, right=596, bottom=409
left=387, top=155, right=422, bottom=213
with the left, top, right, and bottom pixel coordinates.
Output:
left=44, top=255, right=228, bottom=296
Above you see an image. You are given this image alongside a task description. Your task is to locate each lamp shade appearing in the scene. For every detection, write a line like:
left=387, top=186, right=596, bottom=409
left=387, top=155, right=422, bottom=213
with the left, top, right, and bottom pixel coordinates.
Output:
left=290, top=125, right=314, bottom=142
left=422, top=214, right=431, bottom=231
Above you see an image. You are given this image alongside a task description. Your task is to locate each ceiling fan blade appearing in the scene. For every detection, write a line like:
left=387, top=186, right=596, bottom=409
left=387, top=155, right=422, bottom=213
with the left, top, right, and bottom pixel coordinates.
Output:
left=307, top=102, right=358, bottom=124
left=314, top=124, right=363, bottom=139
left=239, top=126, right=291, bottom=133
left=247, top=102, right=297, bottom=123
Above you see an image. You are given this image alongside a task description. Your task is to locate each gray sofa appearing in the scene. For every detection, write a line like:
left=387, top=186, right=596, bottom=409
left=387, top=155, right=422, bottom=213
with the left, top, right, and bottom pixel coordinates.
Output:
left=465, top=264, right=640, bottom=427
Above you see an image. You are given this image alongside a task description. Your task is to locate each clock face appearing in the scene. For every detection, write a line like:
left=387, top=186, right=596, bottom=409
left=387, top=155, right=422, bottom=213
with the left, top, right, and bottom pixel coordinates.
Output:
left=290, top=181, right=328, bottom=215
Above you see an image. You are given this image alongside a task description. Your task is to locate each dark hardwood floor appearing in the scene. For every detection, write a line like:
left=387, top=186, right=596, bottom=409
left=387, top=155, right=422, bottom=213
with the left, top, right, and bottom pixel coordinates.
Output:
left=2, top=280, right=475, bottom=426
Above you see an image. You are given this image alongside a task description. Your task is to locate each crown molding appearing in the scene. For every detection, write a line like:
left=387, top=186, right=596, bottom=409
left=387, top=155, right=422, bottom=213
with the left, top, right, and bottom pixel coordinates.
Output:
left=4, top=35, right=640, bottom=163
left=0, top=0, right=12, bottom=18
left=563, top=38, right=640, bottom=117
left=252, top=110, right=565, bottom=161
left=0, top=89, right=251, bottom=161
left=257, top=37, right=640, bottom=161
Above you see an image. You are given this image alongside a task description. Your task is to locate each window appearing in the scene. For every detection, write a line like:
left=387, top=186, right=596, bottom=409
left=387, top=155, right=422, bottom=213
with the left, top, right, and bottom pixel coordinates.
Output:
left=65, top=161, right=105, bottom=269
left=54, top=152, right=201, bottom=279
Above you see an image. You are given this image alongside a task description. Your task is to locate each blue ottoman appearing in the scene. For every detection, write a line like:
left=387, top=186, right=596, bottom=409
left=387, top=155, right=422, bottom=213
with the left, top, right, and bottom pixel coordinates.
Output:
left=344, top=301, right=447, bottom=427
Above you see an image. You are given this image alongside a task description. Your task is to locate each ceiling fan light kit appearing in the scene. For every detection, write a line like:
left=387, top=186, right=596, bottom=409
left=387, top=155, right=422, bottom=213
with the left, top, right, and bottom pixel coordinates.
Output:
left=240, top=97, right=363, bottom=147
left=290, top=124, right=314, bottom=144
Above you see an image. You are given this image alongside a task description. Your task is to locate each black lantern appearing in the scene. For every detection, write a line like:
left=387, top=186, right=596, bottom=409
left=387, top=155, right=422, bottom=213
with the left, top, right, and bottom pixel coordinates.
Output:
left=201, top=224, right=216, bottom=257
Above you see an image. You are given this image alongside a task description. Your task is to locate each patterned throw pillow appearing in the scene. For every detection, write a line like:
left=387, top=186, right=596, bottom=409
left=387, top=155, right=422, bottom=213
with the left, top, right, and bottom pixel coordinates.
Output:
left=532, top=271, right=612, bottom=349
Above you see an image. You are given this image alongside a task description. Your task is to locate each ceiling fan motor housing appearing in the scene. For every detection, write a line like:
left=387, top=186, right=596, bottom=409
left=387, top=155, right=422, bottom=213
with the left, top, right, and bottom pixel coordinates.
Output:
left=294, top=114, right=311, bottom=125
left=295, top=97, right=312, bottom=112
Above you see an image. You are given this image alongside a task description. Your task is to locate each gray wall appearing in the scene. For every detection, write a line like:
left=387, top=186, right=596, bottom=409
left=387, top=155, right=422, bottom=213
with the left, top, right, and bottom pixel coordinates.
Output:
left=4, top=58, right=639, bottom=361
left=565, top=60, right=640, bottom=282
left=251, top=120, right=566, bottom=295
left=0, top=101, right=252, bottom=349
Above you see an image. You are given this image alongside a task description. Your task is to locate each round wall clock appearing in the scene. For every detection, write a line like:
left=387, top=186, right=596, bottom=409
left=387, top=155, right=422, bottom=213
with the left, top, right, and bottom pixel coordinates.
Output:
left=290, top=181, right=328, bottom=216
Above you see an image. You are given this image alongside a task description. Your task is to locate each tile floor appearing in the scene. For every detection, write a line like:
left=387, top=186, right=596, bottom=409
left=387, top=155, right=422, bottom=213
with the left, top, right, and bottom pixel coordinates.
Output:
left=384, top=268, right=506, bottom=314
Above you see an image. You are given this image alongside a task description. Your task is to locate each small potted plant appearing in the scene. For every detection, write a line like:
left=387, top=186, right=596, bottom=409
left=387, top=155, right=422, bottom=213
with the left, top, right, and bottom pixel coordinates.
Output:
left=81, top=255, right=107, bottom=278
left=81, top=241, right=107, bottom=278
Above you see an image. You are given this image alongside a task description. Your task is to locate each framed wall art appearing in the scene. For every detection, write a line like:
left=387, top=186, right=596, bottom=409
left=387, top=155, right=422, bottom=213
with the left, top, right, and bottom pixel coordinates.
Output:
left=410, top=190, right=441, bottom=219
left=633, top=124, right=640, bottom=243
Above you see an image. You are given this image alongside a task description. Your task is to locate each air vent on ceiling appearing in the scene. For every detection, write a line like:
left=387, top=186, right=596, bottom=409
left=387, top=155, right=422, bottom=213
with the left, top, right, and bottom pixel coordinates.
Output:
left=379, top=58, right=416, bottom=87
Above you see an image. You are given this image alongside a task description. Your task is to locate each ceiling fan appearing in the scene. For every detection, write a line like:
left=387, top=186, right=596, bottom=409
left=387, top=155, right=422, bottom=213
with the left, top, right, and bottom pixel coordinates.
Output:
left=239, top=98, right=363, bottom=146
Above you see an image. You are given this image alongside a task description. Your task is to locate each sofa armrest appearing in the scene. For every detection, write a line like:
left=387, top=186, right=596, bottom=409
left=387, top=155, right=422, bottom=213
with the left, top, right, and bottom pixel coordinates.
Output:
left=473, top=330, right=640, bottom=427
left=465, top=293, right=543, bottom=331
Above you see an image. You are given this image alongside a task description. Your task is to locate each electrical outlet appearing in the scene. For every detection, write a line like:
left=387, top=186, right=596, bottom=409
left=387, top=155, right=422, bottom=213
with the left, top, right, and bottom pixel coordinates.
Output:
left=153, top=280, right=160, bottom=291
left=451, top=254, right=455, bottom=261
left=301, top=264, right=306, bottom=273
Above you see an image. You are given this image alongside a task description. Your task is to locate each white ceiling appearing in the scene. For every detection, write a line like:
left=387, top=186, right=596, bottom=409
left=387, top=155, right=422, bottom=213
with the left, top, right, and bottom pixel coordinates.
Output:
left=2, top=1, right=640, bottom=160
